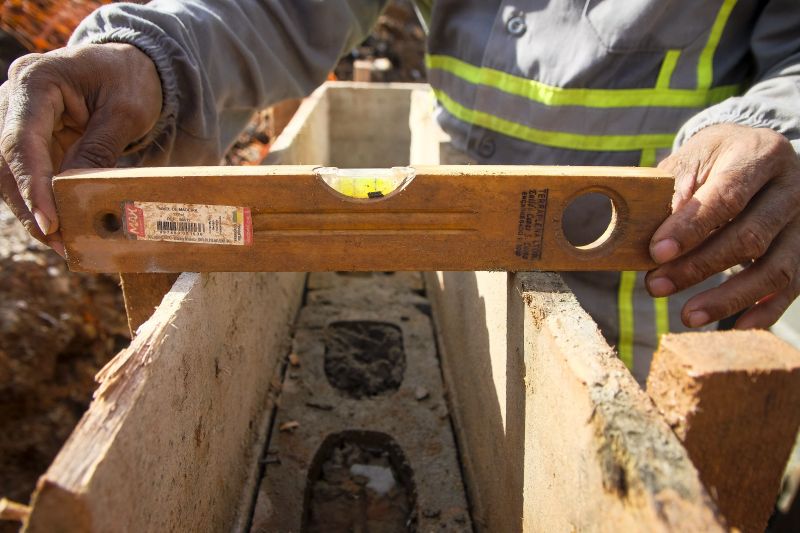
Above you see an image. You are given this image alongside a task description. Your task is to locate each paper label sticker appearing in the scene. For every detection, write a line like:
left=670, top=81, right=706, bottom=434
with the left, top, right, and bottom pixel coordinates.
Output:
left=123, top=201, right=253, bottom=245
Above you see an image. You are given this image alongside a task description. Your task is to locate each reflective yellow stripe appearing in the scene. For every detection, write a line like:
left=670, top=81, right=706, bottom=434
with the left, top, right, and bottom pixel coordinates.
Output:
left=639, top=147, right=657, bottom=168
left=654, top=297, right=670, bottom=342
left=638, top=149, right=671, bottom=347
left=656, top=50, right=681, bottom=90
left=697, top=0, right=738, bottom=89
left=426, top=54, right=739, bottom=109
left=618, top=271, right=636, bottom=369
left=433, top=88, right=675, bottom=151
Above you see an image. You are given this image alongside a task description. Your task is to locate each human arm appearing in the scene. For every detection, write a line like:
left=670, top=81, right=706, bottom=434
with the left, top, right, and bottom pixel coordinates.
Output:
left=645, top=1, right=800, bottom=329
left=0, top=0, right=387, bottom=252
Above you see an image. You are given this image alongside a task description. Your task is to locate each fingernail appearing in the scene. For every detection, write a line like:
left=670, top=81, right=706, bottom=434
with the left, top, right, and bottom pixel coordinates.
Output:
left=51, top=240, right=66, bottom=259
left=33, top=208, right=52, bottom=235
left=651, top=238, right=680, bottom=263
left=648, top=276, right=676, bottom=297
left=687, top=310, right=710, bottom=328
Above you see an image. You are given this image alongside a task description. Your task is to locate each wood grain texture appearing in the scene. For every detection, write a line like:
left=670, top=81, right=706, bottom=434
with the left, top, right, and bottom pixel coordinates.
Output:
left=424, top=271, right=724, bottom=532
left=647, top=331, right=800, bottom=533
left=514, top=272, right=723, bottom=532
left=54, top=165, right=673, bottom=273
left=24, top=271, right=306, bottom=533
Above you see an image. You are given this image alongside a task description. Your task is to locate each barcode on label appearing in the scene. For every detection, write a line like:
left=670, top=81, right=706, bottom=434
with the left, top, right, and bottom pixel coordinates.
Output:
left=156, top=220, right=206, bottom=234
left=123, top=200, right=253, bottom=246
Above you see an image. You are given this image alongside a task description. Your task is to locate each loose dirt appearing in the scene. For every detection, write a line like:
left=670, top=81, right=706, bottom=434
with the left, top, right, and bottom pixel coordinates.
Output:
left=305, top=437, right=415, bottom=533
left=0, top=203, right=129, bottom=531
left=324, top=321, right=406, bottom=399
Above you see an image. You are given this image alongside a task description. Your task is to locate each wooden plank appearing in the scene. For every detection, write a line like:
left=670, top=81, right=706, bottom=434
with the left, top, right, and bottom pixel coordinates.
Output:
left=647, top=331, right=800, bottom=533
left=424, top=271, right=724, bottom=532
left=119, top=273, right=180, bottom=335
left=24, top=271, right=306, bottom=533
left=264, top=85, right=330, bottom=166
left=53, top=165, right=673, bottom=273
left=326, top=82, right=417, bottom=167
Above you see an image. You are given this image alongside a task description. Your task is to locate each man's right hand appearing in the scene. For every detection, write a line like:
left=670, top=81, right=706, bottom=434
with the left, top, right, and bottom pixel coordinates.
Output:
left=0, top=43, right=162, bottom=256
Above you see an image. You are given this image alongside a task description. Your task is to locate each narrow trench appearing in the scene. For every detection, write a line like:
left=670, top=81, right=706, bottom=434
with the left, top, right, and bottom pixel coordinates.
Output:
left=419, top=274, right=478, bottom=526
left=247, top=272, right=473, bottom=533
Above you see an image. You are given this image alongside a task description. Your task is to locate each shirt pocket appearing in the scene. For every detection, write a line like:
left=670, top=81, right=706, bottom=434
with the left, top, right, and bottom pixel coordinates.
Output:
left=584, top=0, right=719, bottom=53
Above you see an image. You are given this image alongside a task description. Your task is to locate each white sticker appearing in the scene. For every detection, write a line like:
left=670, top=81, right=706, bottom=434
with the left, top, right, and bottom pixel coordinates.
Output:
left=123, top=201, right=253, bottom=245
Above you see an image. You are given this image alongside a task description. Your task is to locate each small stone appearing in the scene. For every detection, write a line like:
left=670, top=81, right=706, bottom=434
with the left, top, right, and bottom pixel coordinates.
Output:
left=288, top=353, right=301, bottom=367
left=374, top=57, right=392, bottom=71
left=423, top=508, right=441, bottom=519
left=349, top=464, right=396, bottom=495
left=414, top=386, right=430, bottom=401
left=279, top=420, right=300, bottom=432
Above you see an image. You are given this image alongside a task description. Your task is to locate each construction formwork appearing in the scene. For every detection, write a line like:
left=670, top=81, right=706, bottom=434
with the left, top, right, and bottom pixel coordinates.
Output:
left=18, top=83, right=800, bottom=533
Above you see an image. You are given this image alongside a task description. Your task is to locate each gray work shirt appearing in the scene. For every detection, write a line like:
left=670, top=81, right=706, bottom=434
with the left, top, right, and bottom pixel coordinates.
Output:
left=70, top=0, right=800, bottom=382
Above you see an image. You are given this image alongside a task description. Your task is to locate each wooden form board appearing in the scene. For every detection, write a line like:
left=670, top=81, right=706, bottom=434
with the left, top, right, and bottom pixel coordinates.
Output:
left=53, top=165, right=673, bottom=273
left=24, top=271, right=306, bottom=532
left=648, top=332, right=800, bottom=533
left=424, top=271, right=724, bottom=532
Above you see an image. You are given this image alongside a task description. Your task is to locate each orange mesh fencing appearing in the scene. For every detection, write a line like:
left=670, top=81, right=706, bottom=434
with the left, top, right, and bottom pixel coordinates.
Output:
left=0, top=0, right=111, bottom=52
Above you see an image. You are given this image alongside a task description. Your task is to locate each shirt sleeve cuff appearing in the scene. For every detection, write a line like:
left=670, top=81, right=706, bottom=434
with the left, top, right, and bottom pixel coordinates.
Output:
left=68, top=27, right=179, bottom=157
left=674, top=96, right=800, bottom=156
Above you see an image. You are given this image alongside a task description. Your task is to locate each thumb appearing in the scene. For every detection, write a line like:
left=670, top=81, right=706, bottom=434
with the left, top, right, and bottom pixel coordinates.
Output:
left=61, top=112, right=131, bottom=172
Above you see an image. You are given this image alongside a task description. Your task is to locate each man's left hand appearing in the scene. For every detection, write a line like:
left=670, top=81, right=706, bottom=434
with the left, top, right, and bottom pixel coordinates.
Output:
left=645, top=123, right=800, bottom=330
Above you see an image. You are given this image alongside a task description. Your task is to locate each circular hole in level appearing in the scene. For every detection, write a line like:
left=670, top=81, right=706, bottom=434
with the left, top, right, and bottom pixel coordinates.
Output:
left=324, top=321, right=405, bottom=398
left=561, top=192, right=615, bottom=249
left=96, top=212, right=123, bottom=235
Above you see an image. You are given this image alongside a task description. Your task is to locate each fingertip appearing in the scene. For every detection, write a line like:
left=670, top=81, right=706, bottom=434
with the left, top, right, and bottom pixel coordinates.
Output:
left=33, top=208, right=53, bottom=235
left=50, top=239, right=66, bottom=259
left=650, top=237, right=681, bottom=264
left=647, top=275, right=676, bottom=297
left=686, top=309, right=710, bottom=328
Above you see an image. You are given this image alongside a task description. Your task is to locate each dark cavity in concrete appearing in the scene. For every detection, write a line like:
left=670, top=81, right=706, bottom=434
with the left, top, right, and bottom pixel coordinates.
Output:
left=324, top=321, right=405, bottom=398
left=303, top=430, right=417, bottom=533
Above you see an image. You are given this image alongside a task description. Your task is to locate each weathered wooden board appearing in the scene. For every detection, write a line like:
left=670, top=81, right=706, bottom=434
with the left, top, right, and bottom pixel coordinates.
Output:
left=54, top=165, right=673, bottom=273
left=648, top=332, right=800, bottom=533
left=424, top=271, right=725, bottom=532
left=24, top=271, right=306, bottom=533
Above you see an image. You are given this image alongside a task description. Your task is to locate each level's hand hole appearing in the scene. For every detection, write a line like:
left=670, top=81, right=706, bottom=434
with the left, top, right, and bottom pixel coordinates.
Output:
left=561, top=191, right=616, bottom=250
left=96, top=211, right=123, bottom=237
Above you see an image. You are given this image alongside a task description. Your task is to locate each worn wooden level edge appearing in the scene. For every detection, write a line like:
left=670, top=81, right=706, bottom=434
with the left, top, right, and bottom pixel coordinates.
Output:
left=54, top=165, right=673, bottom=273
